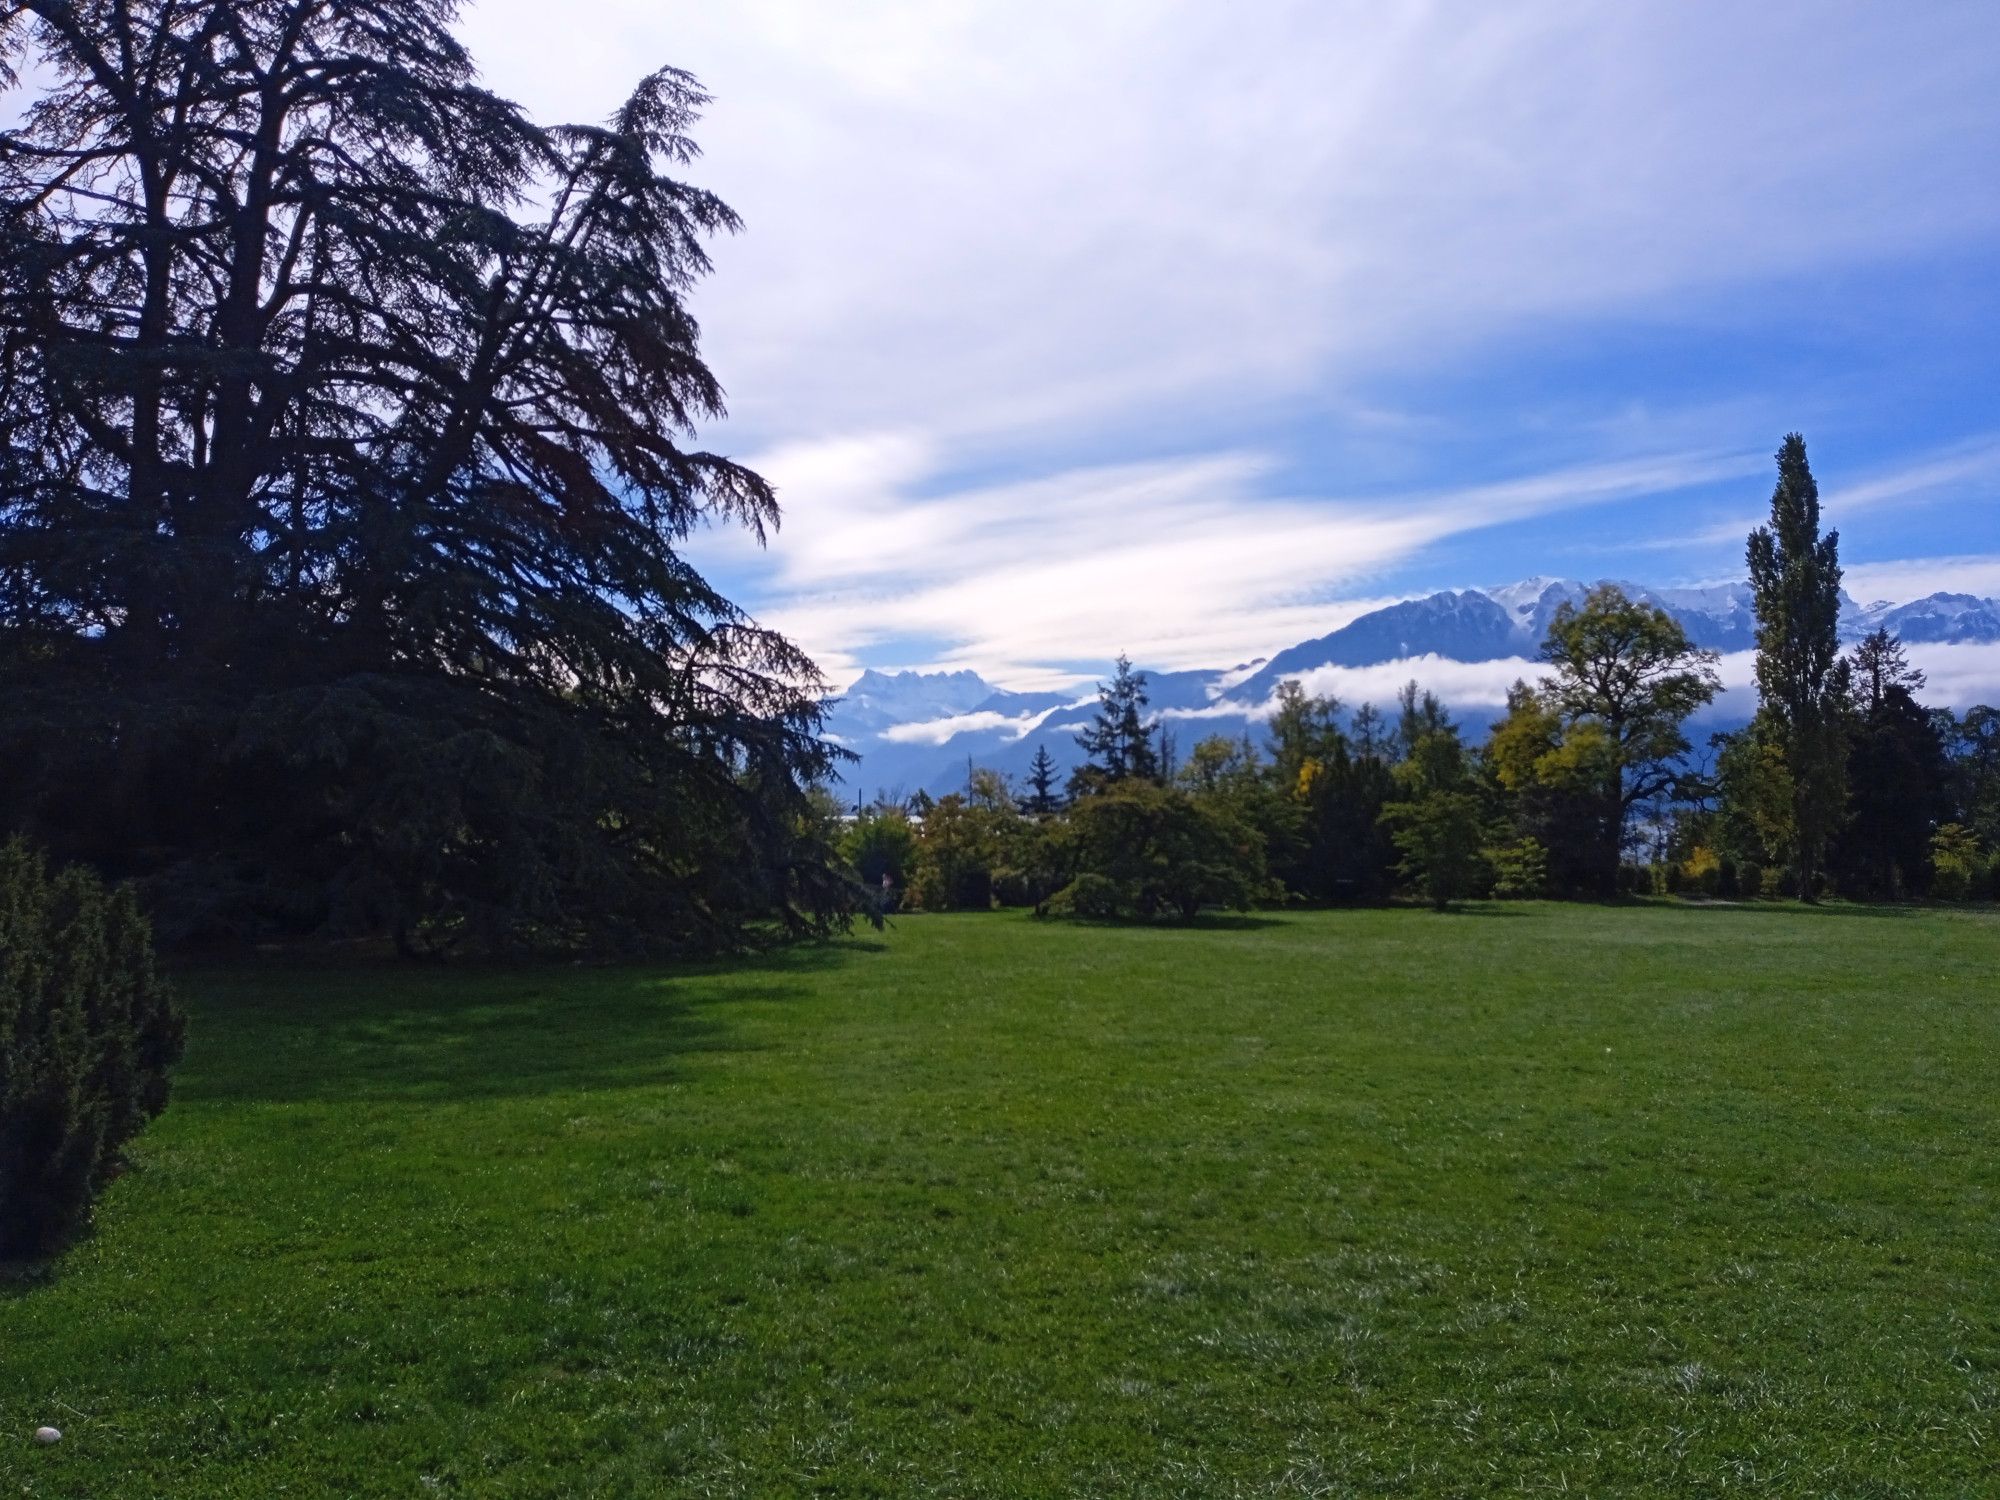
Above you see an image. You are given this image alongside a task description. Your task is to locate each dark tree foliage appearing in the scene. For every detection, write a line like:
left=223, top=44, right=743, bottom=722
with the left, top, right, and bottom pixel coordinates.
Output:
left=1394, top=682, right=1452, bottom=760
left=1025, top=745, right=1061, bottom=816
left=1748, top=434, right=1848, bottom=900
left=1848, top=629, right=1924, bottom=718
left=1938, top=705, right=2000, bottom=853
left=1071, top=654, right=1158, bottom=791
left=1834, top=631, right=1948, bottom=897
left=1301, top=742, right=1399, bottom=899
left=1266, top=680, right=1341, bottom=792
left=1049, top=781, right=1264, bottom=922
left=1, top=839, right=184, bottom=1260
left=0, top=2, right=855, bottom=953
left=1265, top=683, right=1398, bottom=900
left=1380, top=718, right=1486, bottom=911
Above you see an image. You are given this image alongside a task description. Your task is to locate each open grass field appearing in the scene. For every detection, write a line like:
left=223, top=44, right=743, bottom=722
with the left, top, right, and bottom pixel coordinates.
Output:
left=4, top=903, right=1998, bottom=1496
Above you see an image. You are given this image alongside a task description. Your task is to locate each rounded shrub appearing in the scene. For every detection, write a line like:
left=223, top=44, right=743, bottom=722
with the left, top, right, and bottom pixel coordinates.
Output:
left=1046, top=872, right=1128, bottom=921
left=1, top=840, right=185, bottom=1261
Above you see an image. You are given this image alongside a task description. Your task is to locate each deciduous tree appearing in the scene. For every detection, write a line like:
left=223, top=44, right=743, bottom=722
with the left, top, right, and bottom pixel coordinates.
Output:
left=1534, top=585, right=1720, bottom=894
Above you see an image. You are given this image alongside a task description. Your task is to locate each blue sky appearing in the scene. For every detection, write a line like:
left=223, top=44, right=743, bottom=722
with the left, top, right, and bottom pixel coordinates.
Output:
left=462, top=0, right=2000, bottom=691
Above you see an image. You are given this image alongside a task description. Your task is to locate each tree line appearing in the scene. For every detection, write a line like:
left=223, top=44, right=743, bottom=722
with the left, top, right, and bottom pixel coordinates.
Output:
left=847, top=437, right=1999, bottom=916
left=1, top=6, right=1989, bottom=954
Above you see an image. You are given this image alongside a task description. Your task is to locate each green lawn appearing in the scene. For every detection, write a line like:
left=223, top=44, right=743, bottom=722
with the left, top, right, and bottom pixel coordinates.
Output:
left=5, top=904, right=1998, bottom=1496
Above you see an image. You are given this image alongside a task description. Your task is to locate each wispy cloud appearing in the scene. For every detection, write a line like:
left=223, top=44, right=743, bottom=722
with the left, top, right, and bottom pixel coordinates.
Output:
left=1211, top=642, right=2000, bottom=723
left=710, top=441, right=1757, bottom=684
left=453, top=1, right=2000, bottom=692
left=461, top=1, right=2000, bottom=452
left=1845, top=555, right=2000, bottom=605
left=881, top=707, right=1062, bottom=746
left=1606, top=435, right=2000, bottom=568
left=1829, top=438, right=2000, bottom=515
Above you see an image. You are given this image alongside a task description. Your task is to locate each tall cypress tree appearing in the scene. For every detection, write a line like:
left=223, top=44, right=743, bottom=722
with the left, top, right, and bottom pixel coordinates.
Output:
left=1747, top=434, right=1848, bottom=900
left=0, top=1, right=854, bottom=952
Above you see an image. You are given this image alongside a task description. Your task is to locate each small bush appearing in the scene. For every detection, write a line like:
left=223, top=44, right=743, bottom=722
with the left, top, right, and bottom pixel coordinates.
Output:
left=950, top=866, right=994, bottom=912
left=1053, top=783, right=1264, bottom=921
left=1, top=840, right=185, bottom=1261
left=991, top=868, right=1034, bottom=909
left=1929, top=824, right=1981, bottom=902
left=1680, top=845, right=1721, bottom=897
left=1487, top=838, right=1549, bottom=900
left=840, top=809, right=918, bottom=890
left=1046, top=872, right=1128, bottom=921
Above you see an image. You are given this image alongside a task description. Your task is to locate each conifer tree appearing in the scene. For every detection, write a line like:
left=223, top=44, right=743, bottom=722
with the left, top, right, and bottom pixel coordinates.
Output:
left=1380, top=718, right=1485, bottom=911
left=1836, top=631, right=1947, bottom=896
left=1025, top=746, right=1062, bottom=816
left=0, top=1, right=854, bottom=951
left=1747, top=435, right=1848, bottom=900
left=1073, top=655, right=1158, bottom=790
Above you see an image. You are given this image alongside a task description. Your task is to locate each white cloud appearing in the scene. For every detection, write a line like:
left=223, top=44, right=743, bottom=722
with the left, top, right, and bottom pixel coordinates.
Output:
left=1827, top=438, right=2000, bottom=516
left=454, top=1, right=2000, bottom=458
left=1845, top=555, right=2000, bottom=605
left=715, top=442, right=1758, bottom=686
left=459, top=1, right=2000, bottom=453
left=450, top=2, right=2000, bottom=687
left=1209, top=642, right=2000, bottom=720
left=1230, top=655, right=1546, bottom=717
left=881, top=707, right=1058, bottom=746
left=1907, top=642, right=2000, bottom=709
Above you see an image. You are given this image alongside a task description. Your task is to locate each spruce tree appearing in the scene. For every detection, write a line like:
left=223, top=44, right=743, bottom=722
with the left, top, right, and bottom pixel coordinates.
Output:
left=1073, top=655, right=1158, bottom=790
left=1847, top=629, right=1924, bottom=716
left=1747, top=434, right=1848, bottom=900
left=0, top=2, right=854, bottom=952
left=1025, top=746, right=1062, bottom=816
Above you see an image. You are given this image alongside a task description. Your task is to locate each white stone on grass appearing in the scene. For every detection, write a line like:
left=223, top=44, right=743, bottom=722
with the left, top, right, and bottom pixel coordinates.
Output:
left=34, top=1426, right=61, bottom=1444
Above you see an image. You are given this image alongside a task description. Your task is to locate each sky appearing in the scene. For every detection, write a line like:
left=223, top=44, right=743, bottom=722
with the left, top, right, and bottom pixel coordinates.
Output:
left=460, top=0, right=2000, bottom=692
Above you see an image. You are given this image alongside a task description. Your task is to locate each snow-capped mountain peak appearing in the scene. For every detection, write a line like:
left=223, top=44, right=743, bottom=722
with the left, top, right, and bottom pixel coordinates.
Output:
left=1485, top=576, right=1582, bottom=623
left=823, top=577, right=2000, bottom=798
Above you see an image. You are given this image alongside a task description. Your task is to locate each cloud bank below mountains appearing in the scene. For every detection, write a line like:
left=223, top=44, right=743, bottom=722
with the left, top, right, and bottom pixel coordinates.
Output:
left=709, top=440, right=1766, bottom=687
left=875, top=639, right=2000, bottom=758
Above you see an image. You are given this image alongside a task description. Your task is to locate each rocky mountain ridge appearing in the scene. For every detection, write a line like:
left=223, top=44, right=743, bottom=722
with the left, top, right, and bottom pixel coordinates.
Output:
left=824, top=579, right=2000, bottom=798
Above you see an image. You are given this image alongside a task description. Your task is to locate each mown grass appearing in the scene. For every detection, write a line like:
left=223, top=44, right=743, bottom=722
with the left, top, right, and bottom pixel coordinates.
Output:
left=4, top=902, right=1998, bottom=1496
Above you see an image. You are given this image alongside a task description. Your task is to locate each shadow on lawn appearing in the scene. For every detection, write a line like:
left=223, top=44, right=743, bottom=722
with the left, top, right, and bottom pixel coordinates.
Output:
left=175, top=938, right=882, bottom=1106
left=1653, top=899, right=1922, bottom=921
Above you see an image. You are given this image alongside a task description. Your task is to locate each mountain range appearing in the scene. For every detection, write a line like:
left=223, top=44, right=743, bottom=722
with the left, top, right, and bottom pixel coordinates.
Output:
left=825, top=578, right=2000, bottom=799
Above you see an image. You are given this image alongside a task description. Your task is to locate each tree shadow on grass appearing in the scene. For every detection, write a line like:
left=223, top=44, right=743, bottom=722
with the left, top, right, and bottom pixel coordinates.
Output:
left=1651, top=899, right=1922, bottom=921
left=172, top=937, right=885, bottom=1107
left=1180, top=912, right=1293, bottom=932
left=0, top=1258, right=59, bottom=1301
left=1038, top=912, right=1293, bottom=933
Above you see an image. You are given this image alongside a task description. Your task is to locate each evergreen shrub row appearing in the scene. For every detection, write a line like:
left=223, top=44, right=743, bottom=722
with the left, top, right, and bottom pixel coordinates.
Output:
left=1, top=840, right=184, bottom=1260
